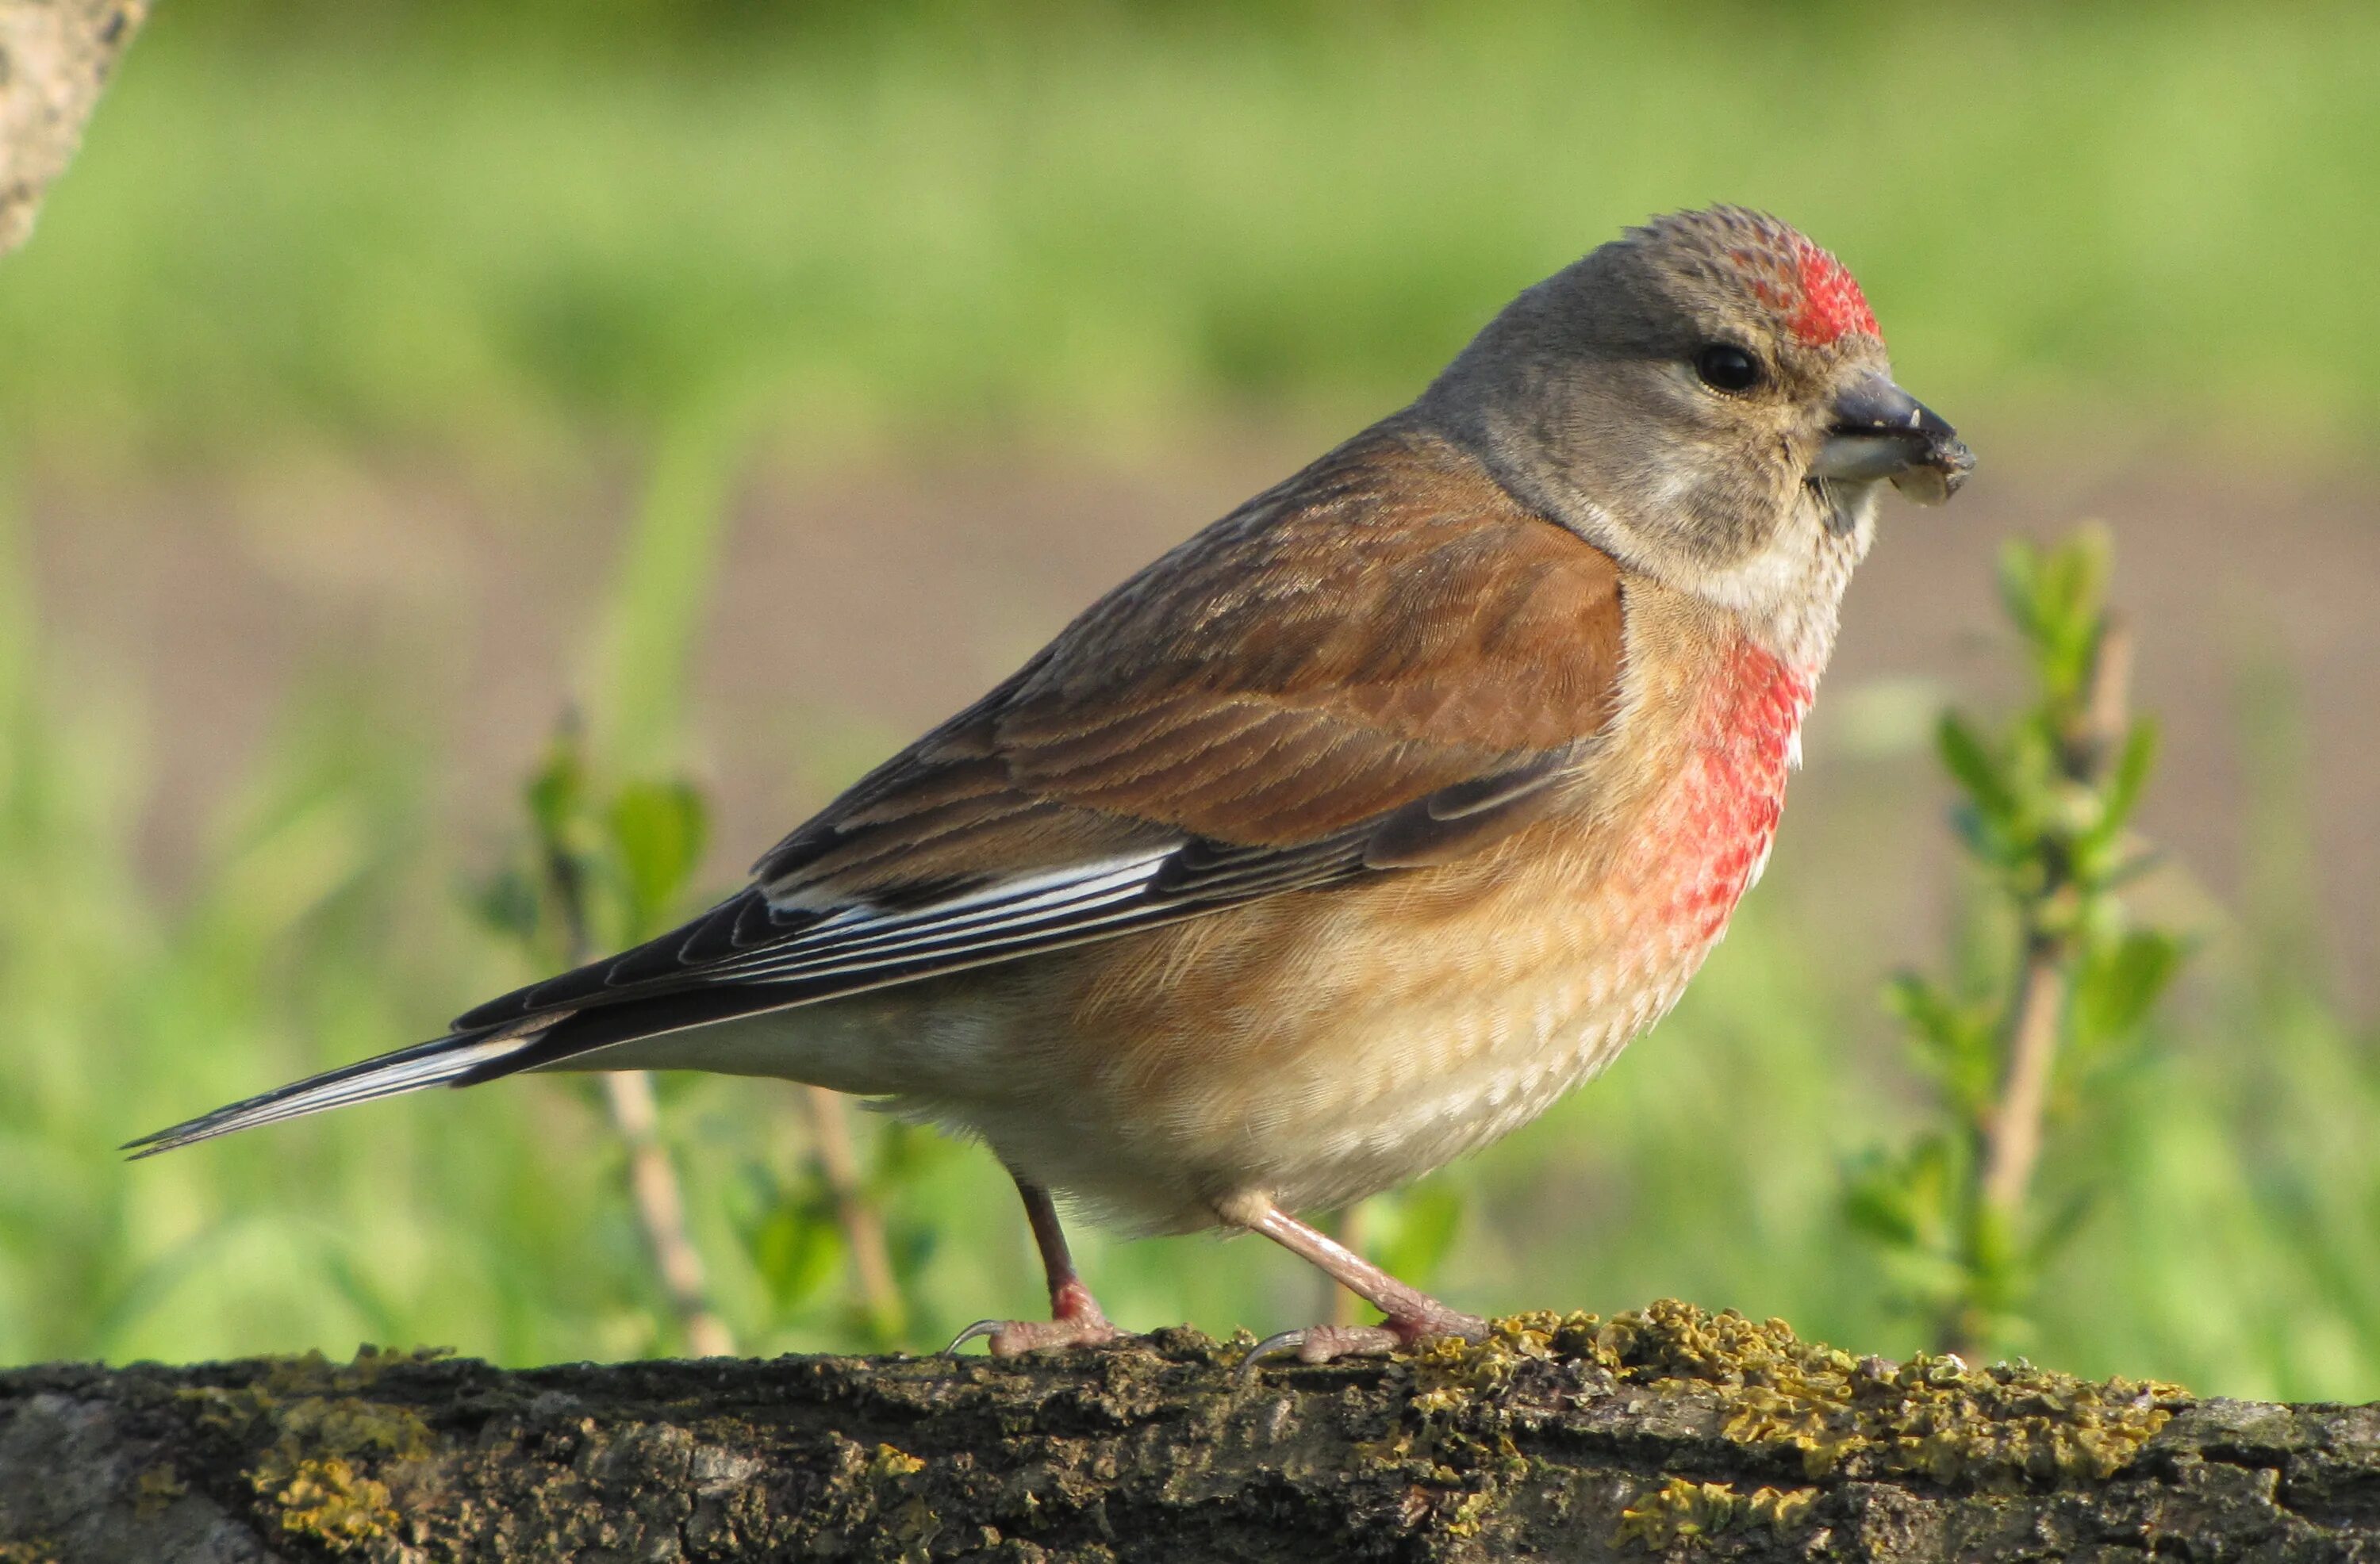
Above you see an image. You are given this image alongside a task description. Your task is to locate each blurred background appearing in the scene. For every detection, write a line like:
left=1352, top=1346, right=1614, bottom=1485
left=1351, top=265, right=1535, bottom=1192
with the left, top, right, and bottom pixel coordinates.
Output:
left=3, top=0, right=2376, bottom=1399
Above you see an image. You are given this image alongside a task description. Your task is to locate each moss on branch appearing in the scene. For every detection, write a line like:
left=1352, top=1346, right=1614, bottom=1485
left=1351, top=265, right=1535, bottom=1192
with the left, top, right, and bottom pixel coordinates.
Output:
left=1, top=1301, right=2373, bottom=1562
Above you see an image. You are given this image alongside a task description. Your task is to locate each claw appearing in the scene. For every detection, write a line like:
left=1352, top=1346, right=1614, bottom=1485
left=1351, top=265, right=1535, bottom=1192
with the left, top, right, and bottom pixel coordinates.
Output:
left=1238, top=1324, right=1410, bottom=1382
left=946, top=1318, right=1005, bottom=1355
left=945, top=1313, right=1123, bottom=1359
left=1238, top=1312, right=1490, bottom=1381
left=1238, top=1328, right=1311, bottom=1382
left=958, top=1183, right=1126, bottom=1359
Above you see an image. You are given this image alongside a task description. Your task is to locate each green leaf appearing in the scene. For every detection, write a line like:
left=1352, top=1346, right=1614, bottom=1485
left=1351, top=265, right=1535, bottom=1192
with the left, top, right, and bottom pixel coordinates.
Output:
left=869, top=1118, right=953, bottom=1194
left=2027, top=1185, right=2100, bottom=1271
left=2074, top=928, right=2183, bottom=1048
left=2092, top=719, right=2160, bottom=843
left=1964, top=1201, right=2029, bottom=1312
left=2063, top=526, right=2113, bottom=613
left=888, top=1218, right=941, bottom=1291
left=1995, top=537, right=2044, bottom=640
left=1883, top=972, right=1957, bottom=1048
left=746, top=1186, right=843, bottom=1313
left=1885, top=971, right=2003, bottom=1114
left=525, top=723, right=591, bottom=853
left=607, top=778, right=711, bottom=939
left=1937, top=713, right=2017, bottom=826
left=2053, top=535, right=2114, bottom=698
left=1841, top=1137, right=1954, bottom=1254
left=2002, top=528, right=2113, bottom=709
left=1842, top=1151, right=1922, bottom=1250
left=471, top=865, right=542, bottom=945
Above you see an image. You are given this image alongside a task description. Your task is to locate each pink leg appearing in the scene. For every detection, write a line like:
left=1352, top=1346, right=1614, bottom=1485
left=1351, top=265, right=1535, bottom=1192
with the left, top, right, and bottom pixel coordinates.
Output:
left=1226, top=1194, right=1487, bottom=1370
left=947, top=1179, right=1123, bottom=1356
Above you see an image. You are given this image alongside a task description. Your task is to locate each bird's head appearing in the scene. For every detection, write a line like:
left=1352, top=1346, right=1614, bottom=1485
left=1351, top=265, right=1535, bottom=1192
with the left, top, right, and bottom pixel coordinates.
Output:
left=1420, top=205, right=1972, bottom=660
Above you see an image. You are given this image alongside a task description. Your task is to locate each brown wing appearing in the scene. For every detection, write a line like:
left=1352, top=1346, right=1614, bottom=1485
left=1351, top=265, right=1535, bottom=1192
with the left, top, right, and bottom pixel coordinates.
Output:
left=757, top=422, right=1624, bottom=891
left=455, top=422, right=1624, bottom=1032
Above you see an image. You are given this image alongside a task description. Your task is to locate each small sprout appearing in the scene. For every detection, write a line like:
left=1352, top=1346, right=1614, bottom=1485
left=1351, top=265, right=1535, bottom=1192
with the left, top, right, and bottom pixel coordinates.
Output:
left=1844, top=527, right=2186, bottom=1359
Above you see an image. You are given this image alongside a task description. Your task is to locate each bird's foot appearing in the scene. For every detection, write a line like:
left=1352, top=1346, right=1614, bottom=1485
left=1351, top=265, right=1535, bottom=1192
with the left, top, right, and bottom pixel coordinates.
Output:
left=947, top=1279, right=1123, bottom=1358
left=1239, top=1305, right=1488, bottom=1378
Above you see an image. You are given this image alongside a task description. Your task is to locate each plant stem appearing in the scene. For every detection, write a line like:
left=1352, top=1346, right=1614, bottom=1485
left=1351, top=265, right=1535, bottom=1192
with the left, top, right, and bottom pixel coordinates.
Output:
left=801, top=1084, right=906, bottom=1343
left=602, top=1071, right=735, bottom=1357
left=541, top=815, right=734, bottom=1358
left=1955, top=615, right=2133, bottom=1358
left=1978, top=943, right=2070, bottom=1220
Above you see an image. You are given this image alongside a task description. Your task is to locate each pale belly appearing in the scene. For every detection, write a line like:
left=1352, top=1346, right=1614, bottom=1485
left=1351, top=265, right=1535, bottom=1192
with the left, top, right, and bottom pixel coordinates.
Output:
left=943, top=674, right=1804, bottom=1232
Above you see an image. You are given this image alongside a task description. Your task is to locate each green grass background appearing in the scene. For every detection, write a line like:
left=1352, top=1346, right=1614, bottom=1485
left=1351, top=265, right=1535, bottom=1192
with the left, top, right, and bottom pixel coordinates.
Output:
left=13, top=1, right=2380, bottom=467
left=2, top=2, right=2377, bottom=1398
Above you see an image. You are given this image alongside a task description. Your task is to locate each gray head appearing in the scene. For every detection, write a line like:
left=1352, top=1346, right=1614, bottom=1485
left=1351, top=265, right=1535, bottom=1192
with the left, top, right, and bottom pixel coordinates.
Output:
left=1418, top=206, right=1971, bottom=645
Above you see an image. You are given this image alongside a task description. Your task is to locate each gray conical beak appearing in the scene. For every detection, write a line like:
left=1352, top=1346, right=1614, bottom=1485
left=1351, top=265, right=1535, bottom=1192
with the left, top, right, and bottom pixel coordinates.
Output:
left=1814, top=375, right=1975, bottom=506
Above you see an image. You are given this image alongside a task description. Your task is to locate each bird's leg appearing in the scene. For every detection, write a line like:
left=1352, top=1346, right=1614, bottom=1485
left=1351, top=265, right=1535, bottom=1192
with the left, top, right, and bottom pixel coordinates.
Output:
left=947, top=1179, right=1123, bottom=1356
left=1226, top=1194, right=1488, bottom=1370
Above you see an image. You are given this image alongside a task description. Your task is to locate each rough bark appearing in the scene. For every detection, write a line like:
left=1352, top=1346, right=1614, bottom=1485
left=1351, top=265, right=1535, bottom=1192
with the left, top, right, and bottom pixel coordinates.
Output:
left=0, top=1303, right=2372, bottom=1562
left=0, top=0, right=146, bottom=256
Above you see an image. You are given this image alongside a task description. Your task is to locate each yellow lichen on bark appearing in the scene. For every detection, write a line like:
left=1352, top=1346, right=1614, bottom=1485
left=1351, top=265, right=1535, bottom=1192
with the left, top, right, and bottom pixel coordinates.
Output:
left=1417, top=1300, right=2186, bottom=1488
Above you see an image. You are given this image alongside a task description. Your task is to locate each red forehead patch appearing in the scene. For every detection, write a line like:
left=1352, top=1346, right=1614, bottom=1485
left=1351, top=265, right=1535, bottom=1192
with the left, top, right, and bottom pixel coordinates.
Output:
left=1788, top=238, right=1879, bottom=346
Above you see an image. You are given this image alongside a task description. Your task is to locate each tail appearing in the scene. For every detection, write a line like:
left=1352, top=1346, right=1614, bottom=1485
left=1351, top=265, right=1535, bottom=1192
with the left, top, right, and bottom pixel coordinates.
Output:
left=125, top=981, right=822, bottom=1158
left=122, top=1024, right=553, bottom=1159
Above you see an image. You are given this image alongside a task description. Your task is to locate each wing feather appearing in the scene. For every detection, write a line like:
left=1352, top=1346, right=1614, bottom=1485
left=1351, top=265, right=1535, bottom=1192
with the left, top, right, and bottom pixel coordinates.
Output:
left=457, top=423, right=1626, bottom=1037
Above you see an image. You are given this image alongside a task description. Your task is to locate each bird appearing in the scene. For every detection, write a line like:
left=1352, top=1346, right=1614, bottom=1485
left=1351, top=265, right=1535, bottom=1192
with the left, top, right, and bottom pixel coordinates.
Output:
left=132, top=205, right=1972, bottom=1366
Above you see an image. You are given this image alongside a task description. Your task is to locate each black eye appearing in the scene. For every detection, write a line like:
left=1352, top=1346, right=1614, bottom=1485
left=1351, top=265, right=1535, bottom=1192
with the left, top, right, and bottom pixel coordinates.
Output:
left=1694, top=343, right=1764, bottom=393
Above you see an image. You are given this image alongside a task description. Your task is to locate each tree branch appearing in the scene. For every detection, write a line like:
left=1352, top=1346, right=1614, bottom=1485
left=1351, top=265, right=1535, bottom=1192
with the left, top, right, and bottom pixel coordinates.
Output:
left=0, top=0, right=147, bottom=257
left=2, top=1301, right=2368, bottom=1562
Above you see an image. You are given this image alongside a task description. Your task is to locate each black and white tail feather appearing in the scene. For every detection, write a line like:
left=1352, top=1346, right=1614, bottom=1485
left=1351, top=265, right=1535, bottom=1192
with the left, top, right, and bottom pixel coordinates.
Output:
left=128, top=842, right=1188, bottom=1157
left=124, top=1027, right=551, bottom=1158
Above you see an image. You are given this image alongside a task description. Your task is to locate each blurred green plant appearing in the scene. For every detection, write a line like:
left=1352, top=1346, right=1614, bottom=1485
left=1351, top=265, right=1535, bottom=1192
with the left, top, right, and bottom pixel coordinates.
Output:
left=475, top=720, right=708, bottom=971
left=1843, top=527, right=2186, bottom=1360
left=733, top=1115, right=935, bottom=1350
left=473, top=718, right=737, bottom=1355
left=12, top=3, right=2380, bottom=470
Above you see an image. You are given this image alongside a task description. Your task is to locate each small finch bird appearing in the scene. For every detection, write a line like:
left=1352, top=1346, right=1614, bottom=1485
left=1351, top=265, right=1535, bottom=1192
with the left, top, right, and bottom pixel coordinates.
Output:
left=136, top=207, right=1971, bottom=1364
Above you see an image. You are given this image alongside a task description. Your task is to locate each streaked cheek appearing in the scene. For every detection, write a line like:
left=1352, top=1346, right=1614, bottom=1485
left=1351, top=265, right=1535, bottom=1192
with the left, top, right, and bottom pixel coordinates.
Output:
left=1675, top=432, right=1800, bottom=569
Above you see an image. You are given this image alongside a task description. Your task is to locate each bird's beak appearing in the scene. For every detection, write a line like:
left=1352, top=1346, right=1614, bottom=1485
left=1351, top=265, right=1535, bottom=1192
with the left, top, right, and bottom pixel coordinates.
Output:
left=1813, top=375, right=1975, bottom=506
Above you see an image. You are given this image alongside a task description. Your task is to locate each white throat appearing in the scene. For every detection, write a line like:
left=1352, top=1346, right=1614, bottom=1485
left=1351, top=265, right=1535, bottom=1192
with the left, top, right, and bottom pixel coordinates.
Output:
left=1687, top=479, right=1879, bottom=675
